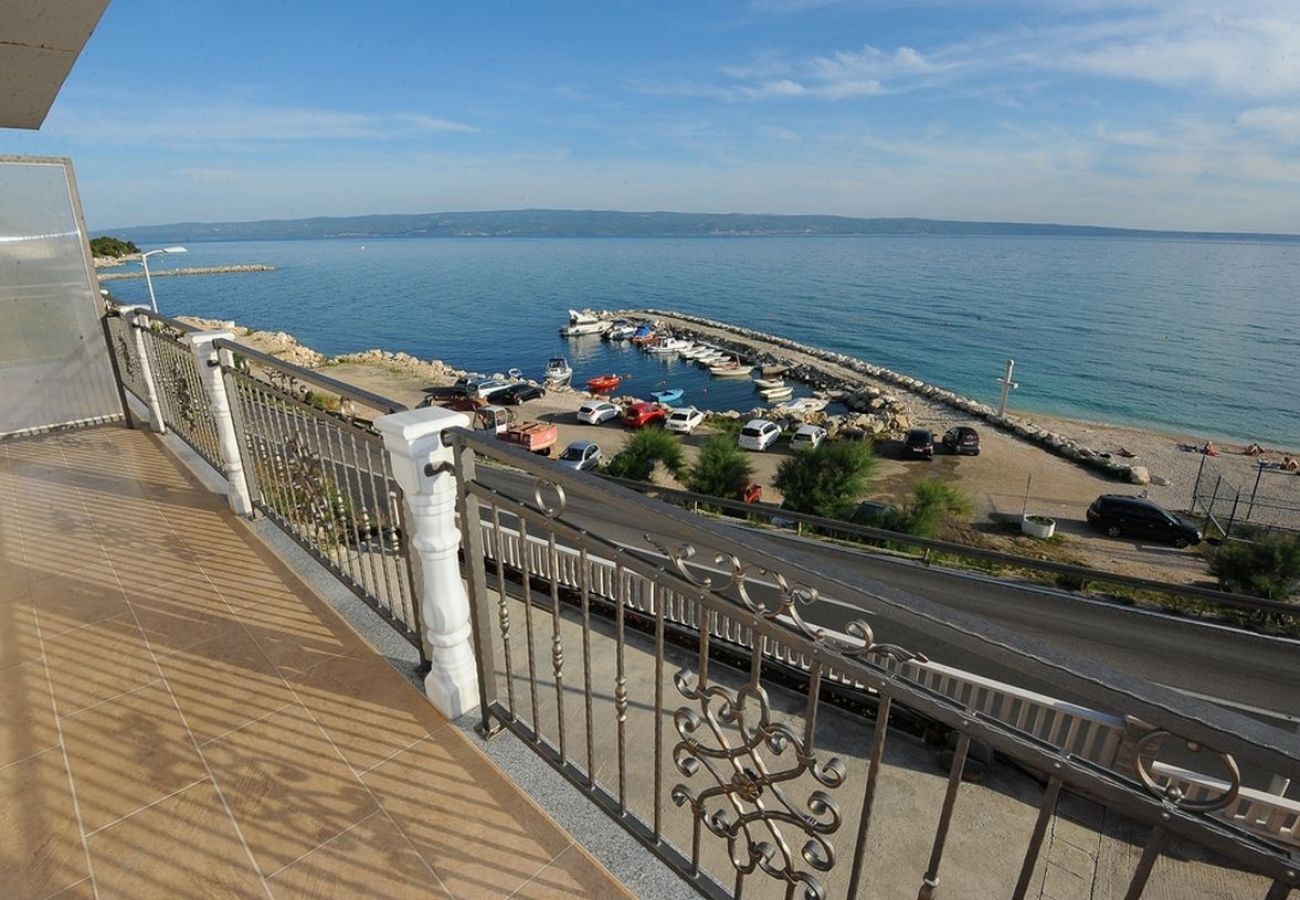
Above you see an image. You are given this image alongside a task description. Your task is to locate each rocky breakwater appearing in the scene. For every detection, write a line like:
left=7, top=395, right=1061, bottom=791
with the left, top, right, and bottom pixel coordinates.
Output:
left=627, top=308, right=1145, bottom=484
left=99, top=264, right=276, bottom=282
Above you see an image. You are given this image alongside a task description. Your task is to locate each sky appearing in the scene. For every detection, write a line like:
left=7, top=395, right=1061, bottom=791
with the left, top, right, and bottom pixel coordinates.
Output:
left=7, top=0, right=1300, bottom=233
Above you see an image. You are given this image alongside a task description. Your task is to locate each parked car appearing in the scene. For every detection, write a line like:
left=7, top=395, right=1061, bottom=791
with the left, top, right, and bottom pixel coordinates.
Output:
left=902, top=428, right=934, bottom=460
left=665, top=406, right=705, bottom=434
left=499, top=383, right=545, bottom=405
left=942, top=426, right=981, bottom=456
left=557, top=440, right=601, bottom=471
left=738, top=419, right=781, bottom=451
left=624, top=401, right=667, bottom=429
left=791, top=424, right=827, bottom=451
left=460, top=376, right=514, bottom=400
left=840, top=428, right=869, bottom=442
left=1086, top=495, right=1202, bottom=547
left=577, top=401, right=620, bottom=425
left=851, top=499, right=898, bottom=525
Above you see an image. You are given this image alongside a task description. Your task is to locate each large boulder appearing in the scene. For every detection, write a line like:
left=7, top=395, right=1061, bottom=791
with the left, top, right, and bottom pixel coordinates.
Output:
left=1128, top=465, right=1151, bottom=485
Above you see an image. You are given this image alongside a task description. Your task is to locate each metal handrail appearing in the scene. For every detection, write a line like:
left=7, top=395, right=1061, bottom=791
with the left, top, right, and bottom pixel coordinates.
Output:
left=212, top=338, right=408, bottom=414
left=602, top=476, right=1300, bottom=619
left=451, top=426, right=1300, bottom=783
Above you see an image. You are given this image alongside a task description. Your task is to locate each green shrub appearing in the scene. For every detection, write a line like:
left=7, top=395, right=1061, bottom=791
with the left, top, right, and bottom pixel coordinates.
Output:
left=1209, top=535, right=1300, bottom=601
left=773, top=440, right=877, bottom=519
left=877, top=478, right=972, bottom=538
left=604, top=427, right=684, bottom=482
left=686, top=434, right=754, bottom=500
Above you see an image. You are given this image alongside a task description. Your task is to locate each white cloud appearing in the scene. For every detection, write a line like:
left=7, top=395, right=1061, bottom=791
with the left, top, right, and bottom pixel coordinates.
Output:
left=1237, top=106, right=1300, bottom=142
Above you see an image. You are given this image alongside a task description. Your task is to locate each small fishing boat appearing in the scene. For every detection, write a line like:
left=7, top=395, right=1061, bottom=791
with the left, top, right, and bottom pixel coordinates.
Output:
left=780, top=397, right=828, bottom=412
left=761, top=363, right=790, bottom=377
left=559, top=310, right=612, bottom=337
left=605, top=320, right=636, bottom=341
left=752, top=377, right=785, bottom=390
left=694, top=351, right=725, bottom=365
left=586, top=374, right=622, bottom=394
left=644, top=337, right=685, bottom=354
left=762, top=386, right=794, bottom=401
left=681, top=343, right=714, bottom=360
left=710, top=366, right=752, bottom=378
left=629, top=323, right=656, bottom=345
left=543, top=357, right=573, bottom=385
left=650, top=388, right=683, bottom=405
left=507, top=368, right=524, bottom=380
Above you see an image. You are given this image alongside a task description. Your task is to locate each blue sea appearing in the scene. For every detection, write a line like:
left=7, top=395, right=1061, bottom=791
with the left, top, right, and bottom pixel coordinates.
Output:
left=105, top=235, right=1300, bottom=446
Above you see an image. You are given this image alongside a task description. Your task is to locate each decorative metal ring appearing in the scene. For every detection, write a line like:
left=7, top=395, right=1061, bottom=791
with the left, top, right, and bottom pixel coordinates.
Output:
left=1133, top=729, right=1241, bottom=813
left=532, top=477, right=566, bottom=518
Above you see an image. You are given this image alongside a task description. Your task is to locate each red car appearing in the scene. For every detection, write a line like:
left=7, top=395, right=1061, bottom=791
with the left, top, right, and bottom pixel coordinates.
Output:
left=624, top=401, right=666, bottom=429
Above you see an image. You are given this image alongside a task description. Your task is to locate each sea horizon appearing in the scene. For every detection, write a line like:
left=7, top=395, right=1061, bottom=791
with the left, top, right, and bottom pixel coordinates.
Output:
left=102, top=234, right=1300, bottom=448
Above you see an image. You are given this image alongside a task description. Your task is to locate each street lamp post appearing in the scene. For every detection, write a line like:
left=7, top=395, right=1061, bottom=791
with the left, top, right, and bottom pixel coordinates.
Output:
left=139, top=246, right=187, bottom=312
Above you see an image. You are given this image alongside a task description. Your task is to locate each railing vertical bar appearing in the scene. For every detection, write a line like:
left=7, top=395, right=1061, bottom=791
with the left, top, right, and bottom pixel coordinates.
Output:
left=580, top=546, right=595, bottom=786
left=847, top=694, right=892, bottom=900
left=1265, top=880, right=1293, bottom=900
left=260, top=386, right=307, bottom=535
left=517, top=515, right=541, bottom=737
left=653, top=580, right=664, bottom=842
left=803, top=659, right=824, bottom=752
left=615, top=560, right=629, bottom=813
left=343, top=430, right=383, bottom=608
left=363, top=440, right=401, bottom=620
left=490, top=504, right=517, bottom=716
left=305, top=407, right=348, bottom=576
left=690, top=607, right=713, bottom=876
left=1011, top=775, right=1062, bottom=900
left=547, top=532, right=567, bottom=763
left=1122, top=827, right=1166, bottom=900
left=452, top=442, right=499, bottom=734
left=917, top=731, right=971, bottom=899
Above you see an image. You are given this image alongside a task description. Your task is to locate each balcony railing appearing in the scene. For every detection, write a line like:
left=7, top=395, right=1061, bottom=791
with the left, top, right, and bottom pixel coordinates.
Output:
left=102, top=302, right=1300, bottom=899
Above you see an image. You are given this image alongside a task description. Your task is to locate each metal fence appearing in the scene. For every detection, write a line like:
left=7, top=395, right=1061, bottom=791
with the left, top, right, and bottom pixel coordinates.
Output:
left=1192, top=456, right=1300, bottom=538
left=452, top=429, right=1300, bottom=900
left=103, top=305, right=426, bottom=665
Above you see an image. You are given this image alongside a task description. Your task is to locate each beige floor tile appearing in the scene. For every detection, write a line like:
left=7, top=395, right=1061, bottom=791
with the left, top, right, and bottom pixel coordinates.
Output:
left=203, top=702, right=379, bottom=874
left=0, top=749, right=90, bottom=898
left=44, top=614, right=161, bottom=717
left=267, top=810, right=449, bottom=898
left=286, top=652, right=445, bottom=774
left=511, top=844, right=634, bottom=899
left=61, top=681, right=207, bottom=833
left=362, top=730, right=571, bottom=897
left=0, top=658, right=60, bottom=768
left=28, top=570, right=131, bottom=637
left=0, top=601, right=44, bottom=673
left=156, top=626, right=297, bottom=744
left=87, top=779, right=265, bottom=899
left=45, top=876, right=96, bottom=898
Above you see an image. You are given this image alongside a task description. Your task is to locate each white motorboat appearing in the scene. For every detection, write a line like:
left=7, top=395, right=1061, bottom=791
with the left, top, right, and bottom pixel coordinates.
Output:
left=543, top=357, right=573, bottom=385
left=778, top=397, right=827, bottom=412
left=559, top=310, right=612, bottom=337
left=761, top=386, right=794, bottom=401
left=709, top=359, right=752, bottom=377
left=683, top=344, right=717, bottom=360
left=752, top=377, right=785, bottom=390
left=606, top=322, right=636, bottom=340
left=695, top=351, right=726, bottom=365
left=644, top=337, right=686, bottom=354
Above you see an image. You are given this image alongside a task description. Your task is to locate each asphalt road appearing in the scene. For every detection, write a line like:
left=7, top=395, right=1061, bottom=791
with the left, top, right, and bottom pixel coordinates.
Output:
left=476, top=466, right=1300, bottom=726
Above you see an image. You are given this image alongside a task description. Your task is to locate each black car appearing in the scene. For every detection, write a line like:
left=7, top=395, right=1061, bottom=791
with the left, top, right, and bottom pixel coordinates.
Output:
left=902, top=428, right=934, bottom=460
left=1086, top=495, right=1202, bottom=547
left=942, top=426, right=981, bottom=456
left=499, top=383, right=545, bottom=405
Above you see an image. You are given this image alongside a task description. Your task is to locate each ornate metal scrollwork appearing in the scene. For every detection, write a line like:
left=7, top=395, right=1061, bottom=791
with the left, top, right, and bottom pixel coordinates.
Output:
left=116, top=334, right=135, bottom=380
left=171, top=355, right=200, bottom=430
left=671, top=673, right=845, bottom=899
left=532, top=477, right=567, bottom=518
left=645, top=537, right=926, bottom=665
left=1133, top=729, right=1241, bottom=813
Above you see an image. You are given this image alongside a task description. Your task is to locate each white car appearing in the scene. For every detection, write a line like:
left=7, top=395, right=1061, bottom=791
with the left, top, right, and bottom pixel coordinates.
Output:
left=577, top=401, right=620, bottom=425
left=791, top=424, right=827, bottom=450
left=738, top=419, right=781, bottom=451
left=665, top=406, right=705, bottom=434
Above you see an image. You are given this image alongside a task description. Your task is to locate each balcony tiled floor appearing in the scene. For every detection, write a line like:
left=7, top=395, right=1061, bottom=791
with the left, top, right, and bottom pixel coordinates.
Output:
left=0, top=426, right=630, bottom=899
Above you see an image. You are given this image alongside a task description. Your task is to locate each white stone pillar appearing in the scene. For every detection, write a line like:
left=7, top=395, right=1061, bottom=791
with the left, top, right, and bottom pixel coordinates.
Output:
left=119, top=306, right=166, bottom=434
left=186, top=330, right=254, bottom=516
left=375, top=407, right=480, bottom=718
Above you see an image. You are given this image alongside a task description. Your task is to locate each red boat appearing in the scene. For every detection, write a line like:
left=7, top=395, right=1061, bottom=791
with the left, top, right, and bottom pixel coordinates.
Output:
left=586, top=374, right=622, bottom=394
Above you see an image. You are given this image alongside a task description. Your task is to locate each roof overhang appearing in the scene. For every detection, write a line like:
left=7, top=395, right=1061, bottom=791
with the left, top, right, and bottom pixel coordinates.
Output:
left=1, top=0, right=110, bottom=129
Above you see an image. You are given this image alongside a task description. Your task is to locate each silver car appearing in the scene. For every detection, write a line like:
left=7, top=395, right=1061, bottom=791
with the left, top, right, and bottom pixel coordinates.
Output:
left=557, top=440, right=601, bottom=471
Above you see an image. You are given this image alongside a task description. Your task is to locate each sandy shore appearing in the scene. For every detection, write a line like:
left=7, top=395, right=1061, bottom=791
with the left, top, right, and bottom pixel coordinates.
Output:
left=183, top=314, right=1300, bottom=586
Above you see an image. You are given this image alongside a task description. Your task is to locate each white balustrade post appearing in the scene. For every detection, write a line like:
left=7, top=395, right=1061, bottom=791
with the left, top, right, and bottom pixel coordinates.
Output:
left=185, top=330, right=254, bottom=516
left=375, top=407, right=480, bottom=718
left=119, top=305, right=166, bottom=434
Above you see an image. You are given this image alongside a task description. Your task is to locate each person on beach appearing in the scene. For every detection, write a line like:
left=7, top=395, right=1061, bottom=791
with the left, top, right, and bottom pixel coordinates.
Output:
left=1203, top=441, right=1219, bottom=456
left=1246, top=442, right=1265, bottom=456
left=1283, top=455, right=1300, bottom=472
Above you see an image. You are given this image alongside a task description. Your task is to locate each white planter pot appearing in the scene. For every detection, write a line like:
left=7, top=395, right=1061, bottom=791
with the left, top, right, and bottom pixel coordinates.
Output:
left=1021, top=516, right=1056, bottom=539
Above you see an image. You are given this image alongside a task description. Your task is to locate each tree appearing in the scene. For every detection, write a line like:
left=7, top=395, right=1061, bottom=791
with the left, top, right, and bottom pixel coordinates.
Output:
left=686, top=434, right=754, bottom=499
left=89, top=236, right=139, bottom=258
left=773, top=440, right=877, bottom=519
left=603, top=428, right=684, bottom=482
left=877, top=478, right=972, bottom=538
left=1210, top=534, right=1300, bottom=601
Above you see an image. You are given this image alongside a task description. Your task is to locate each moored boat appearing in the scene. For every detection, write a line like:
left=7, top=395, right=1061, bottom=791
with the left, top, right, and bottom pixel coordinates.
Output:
left=752, top=377, right=785, bottom=390
left=710, top=365, right=752, bottom=377
left=605, top=319, right=636, bottom=340
left=761, top=363, right=790, bottom=376
left=629, top=323, right=656, bottom=345
left=650, top=388, right=683, bottom=405
left=543, top=357, right=573, bottom=385
left=586, top=374, right=622, bottom=393
left=560, top=309, right=612, bottom=337
left=761, top=386, right=794, bottom=401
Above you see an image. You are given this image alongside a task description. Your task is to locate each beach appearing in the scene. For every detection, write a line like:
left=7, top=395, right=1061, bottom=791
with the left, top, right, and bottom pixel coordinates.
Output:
left=181, top=313, right=1300, bottom=587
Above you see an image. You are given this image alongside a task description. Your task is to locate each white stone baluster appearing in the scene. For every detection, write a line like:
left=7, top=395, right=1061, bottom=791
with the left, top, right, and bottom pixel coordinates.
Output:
left=118, top=305, right=166, bottom=434
left=376, top=407, right=480, bottom=718
left=186, top=330, right=254, bottom=516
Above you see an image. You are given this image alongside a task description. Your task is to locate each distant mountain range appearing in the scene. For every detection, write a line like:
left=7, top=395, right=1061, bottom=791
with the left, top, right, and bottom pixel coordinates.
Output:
left=109, top=209, right=1300, bottom=243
